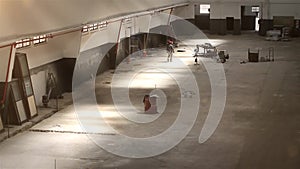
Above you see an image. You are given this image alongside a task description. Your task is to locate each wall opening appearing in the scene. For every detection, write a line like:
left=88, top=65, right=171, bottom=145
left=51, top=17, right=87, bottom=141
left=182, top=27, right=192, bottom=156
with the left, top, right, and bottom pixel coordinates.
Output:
left=252, top=6, right=260, bottom=31
left=241, top=6, right=259, bottom=31
left=226, top=17, right=234, bottom=31
left=195, top=4, right=210, bottom=30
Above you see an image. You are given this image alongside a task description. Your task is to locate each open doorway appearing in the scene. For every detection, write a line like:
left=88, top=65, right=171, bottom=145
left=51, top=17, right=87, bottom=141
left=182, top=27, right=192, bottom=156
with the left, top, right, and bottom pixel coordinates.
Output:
left=195, top=4, right=210, bottom=30
left=252, top=6, right=260, bottom=31
left=226, top=17, right=234, bottom=32
left=241, top=6, right=260, bottom=31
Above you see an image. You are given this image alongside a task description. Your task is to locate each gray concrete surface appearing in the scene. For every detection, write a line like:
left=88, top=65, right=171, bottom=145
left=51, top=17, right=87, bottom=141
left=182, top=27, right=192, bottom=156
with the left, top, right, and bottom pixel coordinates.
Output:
left=0, top=33, right=299, bottom=169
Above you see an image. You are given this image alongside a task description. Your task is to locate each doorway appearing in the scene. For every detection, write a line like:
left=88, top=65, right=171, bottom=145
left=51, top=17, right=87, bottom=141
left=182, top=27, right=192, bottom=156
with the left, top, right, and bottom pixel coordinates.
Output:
left=195, top=4, right=210, bottom=30
left=226, top=17, right=234, bottom=32
left=241, top=6, right=260, bottom=31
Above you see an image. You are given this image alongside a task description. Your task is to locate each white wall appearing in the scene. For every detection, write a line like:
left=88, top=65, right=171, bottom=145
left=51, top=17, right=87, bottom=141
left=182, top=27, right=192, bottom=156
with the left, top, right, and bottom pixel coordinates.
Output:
left=149, top=13, right=170, bottom=29
left=17, top=31, right=81, bottom=69
left=136, top=15, right=152, bottom=33
left=31, top=70, right=46, bottom=106
left=80, top=20, right=136, bottom=52
left=173, top=5, right=195, bottom=19
left=270, top=4, right=300, bottom=19
left=210, top=2, right=241, bottom=19
left=63, top=31, right=82, bottom=58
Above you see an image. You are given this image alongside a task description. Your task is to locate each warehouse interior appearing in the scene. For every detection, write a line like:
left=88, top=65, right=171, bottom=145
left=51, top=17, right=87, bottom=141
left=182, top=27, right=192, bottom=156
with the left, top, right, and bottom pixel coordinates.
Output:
left=0, top=0, right=300, bottom=168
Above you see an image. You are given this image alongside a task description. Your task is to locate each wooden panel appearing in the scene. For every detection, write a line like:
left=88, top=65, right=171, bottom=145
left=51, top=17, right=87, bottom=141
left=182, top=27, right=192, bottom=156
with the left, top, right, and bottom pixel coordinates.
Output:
left=10, top=80, right=28, bottom=124
left=28, top=95, right=37, bottom=117
left=16, top=100, right=27, bottom=122
left=13, top=53, right=38, bottom=119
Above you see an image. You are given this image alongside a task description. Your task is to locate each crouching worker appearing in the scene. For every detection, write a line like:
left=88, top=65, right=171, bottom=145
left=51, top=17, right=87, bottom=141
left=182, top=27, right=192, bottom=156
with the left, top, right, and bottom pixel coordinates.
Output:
left=143, top=95, right=151, bottom=111
left=143, top=95, right=158, bottom=114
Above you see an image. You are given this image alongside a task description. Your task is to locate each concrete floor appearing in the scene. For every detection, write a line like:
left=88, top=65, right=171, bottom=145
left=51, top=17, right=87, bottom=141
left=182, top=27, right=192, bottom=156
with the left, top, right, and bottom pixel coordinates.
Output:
left=0, top=33, right=300, bottom=169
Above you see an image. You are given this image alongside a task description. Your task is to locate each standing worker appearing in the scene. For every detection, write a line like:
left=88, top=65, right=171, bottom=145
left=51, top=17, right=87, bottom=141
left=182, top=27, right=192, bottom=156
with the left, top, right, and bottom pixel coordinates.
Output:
left=167, top=40, right=175, bottom=62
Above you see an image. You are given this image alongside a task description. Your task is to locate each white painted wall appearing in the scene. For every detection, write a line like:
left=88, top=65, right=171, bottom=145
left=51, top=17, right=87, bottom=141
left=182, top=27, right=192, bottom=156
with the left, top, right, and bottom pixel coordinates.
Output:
left=17, top=31, right=81, bottom=69
left=136, top=15, right=152, bottom=33
left=210, top=2, right=241, bottom=19
left=63, top=31, right=82, bottom=58
left=173, top=5, right=195, bottom=19
left=80, top=20, right=135, bottom=52
left=31, top=70, right=46, bottom=106
left=270, top=4, right=300, bottom=19
left=149, top=13, right=170, bottom=29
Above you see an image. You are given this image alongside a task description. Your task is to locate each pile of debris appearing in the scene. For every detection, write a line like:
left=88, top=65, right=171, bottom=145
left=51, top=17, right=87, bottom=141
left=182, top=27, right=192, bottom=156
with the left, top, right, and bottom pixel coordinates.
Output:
left=266, top=27, right=291, bottom=41
left=193, top=43, right=229, bottom=64
left=241, top=47, right=274, bottom=64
